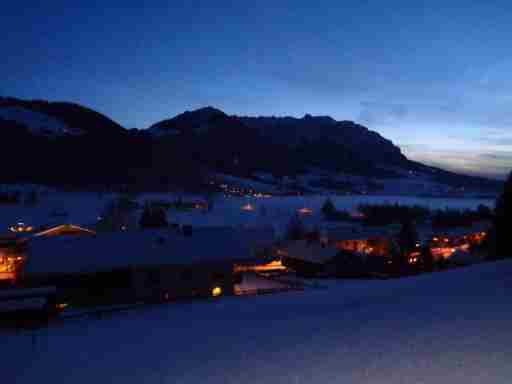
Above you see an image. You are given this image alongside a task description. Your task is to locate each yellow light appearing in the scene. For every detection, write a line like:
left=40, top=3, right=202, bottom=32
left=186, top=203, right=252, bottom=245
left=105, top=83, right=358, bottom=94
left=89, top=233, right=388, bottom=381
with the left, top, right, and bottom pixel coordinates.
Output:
left=212, top=286, right=223, bottom=297
left=57, top=303, right=68, bottom=310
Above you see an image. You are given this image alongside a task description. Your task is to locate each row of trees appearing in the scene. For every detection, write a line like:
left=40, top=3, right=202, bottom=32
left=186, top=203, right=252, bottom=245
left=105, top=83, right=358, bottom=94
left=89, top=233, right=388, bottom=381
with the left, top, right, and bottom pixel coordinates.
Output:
left=431, top=205, right=493, bottom=228
left=96, top=196, right=169, bottom=232
left=358, top=203, right=430, bottom=226
left=321, top=197, right=494, bottom=228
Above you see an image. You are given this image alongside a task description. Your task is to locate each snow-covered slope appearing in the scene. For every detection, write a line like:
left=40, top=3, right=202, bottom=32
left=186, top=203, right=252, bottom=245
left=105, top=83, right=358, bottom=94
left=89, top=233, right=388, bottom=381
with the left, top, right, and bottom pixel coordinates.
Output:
left=0, top=106, right=82, bottom=136
left=4, top=260, right=512, bottom=383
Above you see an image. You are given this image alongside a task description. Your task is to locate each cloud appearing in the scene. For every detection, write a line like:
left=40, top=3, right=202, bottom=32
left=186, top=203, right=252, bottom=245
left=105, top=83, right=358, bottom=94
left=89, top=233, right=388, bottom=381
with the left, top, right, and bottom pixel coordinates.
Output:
left=475, top=130, right=512, bottom=146
left=401, top=144, right=512, bottom=179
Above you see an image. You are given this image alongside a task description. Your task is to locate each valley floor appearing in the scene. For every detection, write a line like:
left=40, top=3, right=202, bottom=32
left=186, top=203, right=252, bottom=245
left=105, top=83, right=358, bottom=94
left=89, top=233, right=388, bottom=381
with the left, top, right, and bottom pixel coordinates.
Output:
left=3, top=260, right=512, bottom=383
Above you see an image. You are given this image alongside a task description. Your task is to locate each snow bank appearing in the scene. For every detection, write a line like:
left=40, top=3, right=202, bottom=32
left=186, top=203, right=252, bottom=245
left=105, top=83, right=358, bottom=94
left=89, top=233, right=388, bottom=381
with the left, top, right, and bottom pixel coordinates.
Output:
left=3, top=260, right=512, bottom=383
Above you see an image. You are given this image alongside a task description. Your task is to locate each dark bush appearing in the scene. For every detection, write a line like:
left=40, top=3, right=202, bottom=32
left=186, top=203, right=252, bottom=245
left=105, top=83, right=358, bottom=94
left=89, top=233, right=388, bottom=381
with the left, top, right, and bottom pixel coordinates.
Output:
left=139, top=202, right=168, bottom=229
left=358, top=203, right=429, bottom=226
left=332, top=251, right=366, bottom=277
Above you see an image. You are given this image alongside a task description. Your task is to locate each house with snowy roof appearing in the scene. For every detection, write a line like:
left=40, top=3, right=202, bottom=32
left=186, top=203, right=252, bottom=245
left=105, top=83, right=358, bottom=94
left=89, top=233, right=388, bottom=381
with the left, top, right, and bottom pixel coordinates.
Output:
left=326, top=225, right=396, bottom=257
left=19, top=226, right=276, bottom=306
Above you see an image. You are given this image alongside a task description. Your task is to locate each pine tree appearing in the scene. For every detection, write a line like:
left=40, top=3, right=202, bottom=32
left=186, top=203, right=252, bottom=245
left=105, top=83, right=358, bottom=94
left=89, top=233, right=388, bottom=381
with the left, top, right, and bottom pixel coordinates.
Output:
left=397, top=219, right=419, bottom=257
left=139, top=202, right=168, bottom=229
left=321, top=198, right=336, bottom=218
left=97, top=196, right=138, bottom=232
left=420, top=246, right=434, bottom=272
left=491, top=172, right=512, bottom=259
left=286, top=215, right=305, bottom=240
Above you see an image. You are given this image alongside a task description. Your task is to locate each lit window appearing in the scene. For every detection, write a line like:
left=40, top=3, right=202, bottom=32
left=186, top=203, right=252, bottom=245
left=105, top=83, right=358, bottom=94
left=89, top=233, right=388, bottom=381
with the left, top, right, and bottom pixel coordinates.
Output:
left=212, top=286, right=223, bottom=297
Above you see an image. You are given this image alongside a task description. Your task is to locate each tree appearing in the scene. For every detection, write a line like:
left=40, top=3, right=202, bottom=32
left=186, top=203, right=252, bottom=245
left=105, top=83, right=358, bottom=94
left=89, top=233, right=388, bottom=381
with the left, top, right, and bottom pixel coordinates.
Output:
left=97, top=195, right=138, bottom=232
left=389, top=241, right=408, bottom=276
left=332, top=250, right=366, bottom=278
left=391, top=219, right=418, bottom=276
left=286, top=214, right=305, bottom=240
left=419, top=246, right=434, bottom=272
left=139, top=202, right=168, bottom=229
left=476, top=204, right=493, bottom=220
left=203, top=186, right=218, bottom=212
left=321, top=198, right=336, bottom=218
left=397, top=219, right=418, bottom=257
left=490, top=172, right=512, bottom=259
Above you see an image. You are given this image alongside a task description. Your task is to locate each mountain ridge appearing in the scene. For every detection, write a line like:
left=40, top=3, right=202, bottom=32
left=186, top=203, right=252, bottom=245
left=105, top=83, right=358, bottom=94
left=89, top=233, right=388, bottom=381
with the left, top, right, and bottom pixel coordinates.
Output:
left=0, top=97, right=503, bottom=193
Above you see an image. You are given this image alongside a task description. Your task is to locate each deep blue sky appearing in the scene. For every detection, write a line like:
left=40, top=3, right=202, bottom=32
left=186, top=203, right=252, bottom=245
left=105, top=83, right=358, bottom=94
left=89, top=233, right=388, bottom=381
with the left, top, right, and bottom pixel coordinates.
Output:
left=2, top=1, right=512, bottom=178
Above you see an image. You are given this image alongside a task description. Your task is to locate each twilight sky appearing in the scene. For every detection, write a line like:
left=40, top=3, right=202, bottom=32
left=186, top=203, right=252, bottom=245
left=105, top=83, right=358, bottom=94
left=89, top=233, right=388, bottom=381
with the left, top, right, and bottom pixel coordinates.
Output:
left=2, top=1, right=512, bottom=178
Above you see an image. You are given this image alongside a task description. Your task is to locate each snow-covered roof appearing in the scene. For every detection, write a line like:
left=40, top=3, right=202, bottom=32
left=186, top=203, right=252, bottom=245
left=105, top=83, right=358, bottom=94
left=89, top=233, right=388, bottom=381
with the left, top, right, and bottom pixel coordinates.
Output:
left=33, top=224, right=97, bottom=238
left=326, top=225, right=395, bottom=241
left=282, top=240, right=337, bottom=264
left=25, top=227, right=275, bottom=276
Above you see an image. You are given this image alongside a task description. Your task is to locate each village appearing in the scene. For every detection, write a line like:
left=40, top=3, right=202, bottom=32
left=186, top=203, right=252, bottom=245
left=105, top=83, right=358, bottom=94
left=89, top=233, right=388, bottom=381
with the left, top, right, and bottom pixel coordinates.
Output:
left=0, top=188, right=492, bottom=327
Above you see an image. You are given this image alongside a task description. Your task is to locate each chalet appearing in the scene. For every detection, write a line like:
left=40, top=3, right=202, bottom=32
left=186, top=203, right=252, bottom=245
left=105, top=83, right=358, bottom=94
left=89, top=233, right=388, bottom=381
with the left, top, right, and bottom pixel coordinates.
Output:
left=276, top=240, right=338, bottom=276
left=420, top=221, right=490, bottom=260
left=19, top=227, right=275, bottom=307
left=326, top=225, right=396, bottom=257
left=0, top=224, right=96, bottom=284
left=0, top=234, right=27, bottom=284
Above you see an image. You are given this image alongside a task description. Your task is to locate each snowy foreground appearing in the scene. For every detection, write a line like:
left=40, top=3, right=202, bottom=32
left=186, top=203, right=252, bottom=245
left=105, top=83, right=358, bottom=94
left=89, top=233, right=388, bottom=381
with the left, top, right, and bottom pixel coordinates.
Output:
left=4, top=261, right=512, bottom=384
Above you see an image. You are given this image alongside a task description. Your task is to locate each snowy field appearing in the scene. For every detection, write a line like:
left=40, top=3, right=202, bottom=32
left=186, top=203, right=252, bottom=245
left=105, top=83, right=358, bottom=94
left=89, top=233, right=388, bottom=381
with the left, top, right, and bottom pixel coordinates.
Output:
left=0, top=191, right=495, bottom=235
left=3, top=260, right=512, bottom=383
left=163, top=194, right=495, bottom=235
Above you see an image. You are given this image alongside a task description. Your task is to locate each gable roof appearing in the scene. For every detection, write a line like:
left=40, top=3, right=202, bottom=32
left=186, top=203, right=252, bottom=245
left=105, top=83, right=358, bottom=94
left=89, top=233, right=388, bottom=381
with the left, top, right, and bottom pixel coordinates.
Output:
left=24, top=227, right=275, bottom=276
left=326, top=225, right=394, bottom=242
left=34, top=224, right=97, bottom=238
left=281, top=240, right=337, bottom=265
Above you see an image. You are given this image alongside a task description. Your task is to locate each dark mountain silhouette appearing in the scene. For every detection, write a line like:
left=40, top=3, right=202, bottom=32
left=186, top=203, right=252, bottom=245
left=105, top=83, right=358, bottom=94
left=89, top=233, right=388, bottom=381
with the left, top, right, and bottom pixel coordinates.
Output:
left=148, top=108, right=408, bottom=178
left=0, top=97, right=124, bottom=136
left=149, top=106, right=227, bottom=136
left=239, top=114, right=406, bottom=165
left=0, top=97, right=502, bottom=193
